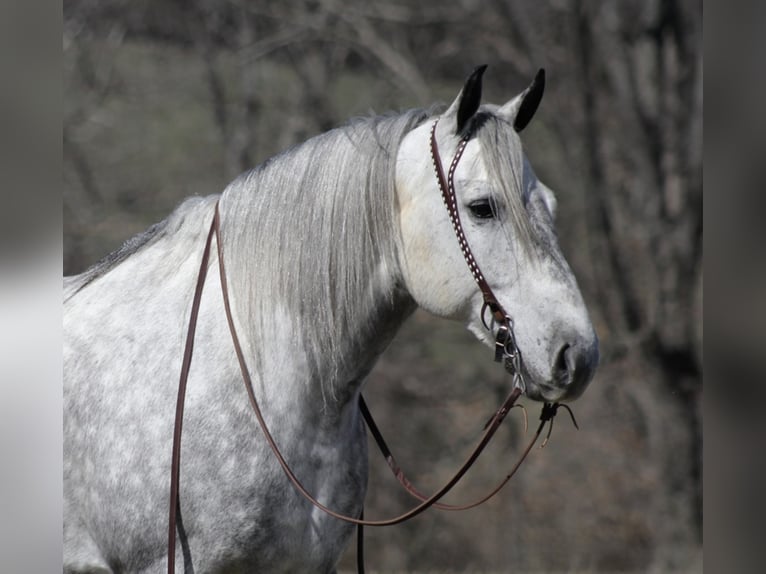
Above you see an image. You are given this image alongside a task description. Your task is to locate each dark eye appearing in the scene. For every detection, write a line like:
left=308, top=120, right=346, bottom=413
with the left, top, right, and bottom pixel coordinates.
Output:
left=468, top=199, right=495, bottom=220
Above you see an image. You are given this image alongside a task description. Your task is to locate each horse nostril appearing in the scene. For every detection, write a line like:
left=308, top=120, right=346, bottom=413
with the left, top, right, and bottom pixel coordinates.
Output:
left=553, top=337, right=599, bottom=395
left=554, top=343, right=572, bottom=382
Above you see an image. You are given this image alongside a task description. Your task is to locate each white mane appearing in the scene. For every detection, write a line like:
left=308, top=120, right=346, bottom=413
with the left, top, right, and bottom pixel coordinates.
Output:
left=218, top=111, right=429, bottom=385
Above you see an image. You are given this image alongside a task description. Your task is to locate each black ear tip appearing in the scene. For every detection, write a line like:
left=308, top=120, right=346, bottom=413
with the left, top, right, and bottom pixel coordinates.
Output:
left=528, top=68, right=545, bottom=97
left=464, top=64, right=488, bottom=91
left=513, top=68, right=546, bottom=132
left=456, top=64, right=488, bottom=136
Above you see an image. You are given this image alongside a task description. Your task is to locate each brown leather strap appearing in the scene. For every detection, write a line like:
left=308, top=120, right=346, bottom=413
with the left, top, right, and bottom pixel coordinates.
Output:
left=429, top=120, right=527, bottom=375
left=429, top=120, right=507, bottom=326
left=359, top=395, right=543, bottom=512
left=167, top=212, right=217, bottom=574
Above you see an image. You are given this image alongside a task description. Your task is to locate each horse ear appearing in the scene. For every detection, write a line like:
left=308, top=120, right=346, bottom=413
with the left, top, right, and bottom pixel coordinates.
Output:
left=444, top=64, right=488, bottom=136
left=498, top=68, right=545, bottom=132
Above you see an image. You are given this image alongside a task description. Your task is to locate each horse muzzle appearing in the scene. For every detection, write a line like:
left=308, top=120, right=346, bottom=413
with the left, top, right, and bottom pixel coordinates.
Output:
left=508, top=330, right=599, bottom=403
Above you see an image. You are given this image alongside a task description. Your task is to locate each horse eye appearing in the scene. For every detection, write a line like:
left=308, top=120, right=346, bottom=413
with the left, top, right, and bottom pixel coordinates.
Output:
left=468, top=199, right=495, bottom=220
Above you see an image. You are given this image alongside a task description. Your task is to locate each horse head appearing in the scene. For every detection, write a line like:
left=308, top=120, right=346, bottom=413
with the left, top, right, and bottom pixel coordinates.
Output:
left=395, top=66, right=599, bottom=403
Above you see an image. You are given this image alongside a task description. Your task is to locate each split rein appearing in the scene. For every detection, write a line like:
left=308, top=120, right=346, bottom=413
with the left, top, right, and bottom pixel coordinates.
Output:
left=167, top=120, right=577, bottom=573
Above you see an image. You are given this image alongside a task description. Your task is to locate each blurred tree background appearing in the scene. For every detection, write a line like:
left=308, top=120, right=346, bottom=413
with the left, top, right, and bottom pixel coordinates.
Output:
left=63, top=0, right=702, bottom=571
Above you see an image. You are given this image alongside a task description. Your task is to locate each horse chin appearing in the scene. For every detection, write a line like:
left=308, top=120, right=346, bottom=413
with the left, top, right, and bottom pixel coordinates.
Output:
left=509, top=364, right=569, bottom=403
left=521, top=378, right=586, bottom=404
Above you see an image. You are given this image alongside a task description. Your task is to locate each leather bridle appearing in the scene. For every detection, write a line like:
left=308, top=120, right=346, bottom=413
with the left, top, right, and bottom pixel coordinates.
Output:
left=167, top=120, right=569, bottom=573
left=429, top=119, right=525, bottom=383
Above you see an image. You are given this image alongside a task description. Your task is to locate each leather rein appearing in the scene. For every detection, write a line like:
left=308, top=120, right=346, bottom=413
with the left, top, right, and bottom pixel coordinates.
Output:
left=167, top=119, right=568, bottom=573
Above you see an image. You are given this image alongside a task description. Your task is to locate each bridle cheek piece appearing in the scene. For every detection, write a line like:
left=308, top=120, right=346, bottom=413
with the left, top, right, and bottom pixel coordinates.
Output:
left=429, top=120, right=525, bottom=393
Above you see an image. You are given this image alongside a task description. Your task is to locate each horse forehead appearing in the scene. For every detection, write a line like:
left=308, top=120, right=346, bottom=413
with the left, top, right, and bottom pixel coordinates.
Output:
left=454, top=139, right=534, bottom=196
left=454, top=140, right=489, bottom=181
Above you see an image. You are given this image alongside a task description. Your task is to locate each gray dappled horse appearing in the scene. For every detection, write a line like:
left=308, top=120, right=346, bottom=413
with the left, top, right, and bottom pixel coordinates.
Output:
left=64, top=67, right=598, bottom=573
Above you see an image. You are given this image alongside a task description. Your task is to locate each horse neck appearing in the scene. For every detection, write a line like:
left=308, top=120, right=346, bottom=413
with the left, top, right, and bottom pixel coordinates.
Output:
left=224, top=256, right=415, bottom=417
left=217, top=179, right=415, bottom=414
